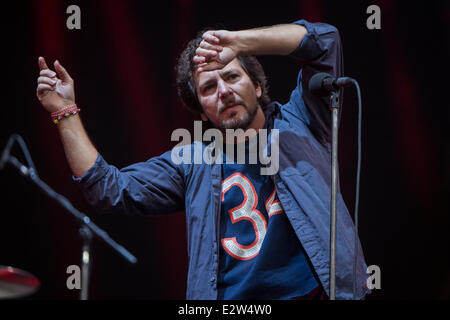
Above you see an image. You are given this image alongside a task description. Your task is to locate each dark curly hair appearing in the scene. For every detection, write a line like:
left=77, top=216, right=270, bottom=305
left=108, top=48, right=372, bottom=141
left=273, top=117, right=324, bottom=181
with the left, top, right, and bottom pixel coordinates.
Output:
left=175, top=29, right=271, bottom=117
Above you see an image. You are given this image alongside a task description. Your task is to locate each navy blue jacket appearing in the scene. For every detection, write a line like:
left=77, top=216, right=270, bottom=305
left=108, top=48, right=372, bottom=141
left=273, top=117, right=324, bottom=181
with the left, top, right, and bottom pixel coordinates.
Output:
left=74, top=19, right=370, bottom=299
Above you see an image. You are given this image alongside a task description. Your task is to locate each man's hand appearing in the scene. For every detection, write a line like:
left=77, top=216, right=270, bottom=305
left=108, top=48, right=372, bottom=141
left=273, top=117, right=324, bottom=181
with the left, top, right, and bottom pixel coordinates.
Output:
left=193, top=30, right=239, bottom=73
left=36, top=57, right=75, bottom=113
left=193, top=24, right=307, bottom=73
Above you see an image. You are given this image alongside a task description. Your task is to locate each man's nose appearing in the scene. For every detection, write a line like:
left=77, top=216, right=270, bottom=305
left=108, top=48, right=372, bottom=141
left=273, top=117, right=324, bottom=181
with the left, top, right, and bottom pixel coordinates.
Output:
left=217, top=80, right=232, bottom=99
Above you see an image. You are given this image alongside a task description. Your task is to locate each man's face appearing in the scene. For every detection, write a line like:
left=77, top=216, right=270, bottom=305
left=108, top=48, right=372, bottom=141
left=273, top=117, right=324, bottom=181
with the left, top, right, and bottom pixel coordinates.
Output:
left=194, top=58, right=262, bottom=130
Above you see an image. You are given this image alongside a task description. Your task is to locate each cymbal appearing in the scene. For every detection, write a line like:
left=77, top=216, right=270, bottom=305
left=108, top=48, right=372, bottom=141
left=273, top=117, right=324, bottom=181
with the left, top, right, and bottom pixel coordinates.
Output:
left=0, top=265, right=40, bottom=299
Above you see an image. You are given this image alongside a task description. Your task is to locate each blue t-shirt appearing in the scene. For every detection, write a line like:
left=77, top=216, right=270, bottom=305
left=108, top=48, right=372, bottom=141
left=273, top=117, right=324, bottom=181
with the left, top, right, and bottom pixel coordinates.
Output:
left=218, top=135, right=319, bottom=299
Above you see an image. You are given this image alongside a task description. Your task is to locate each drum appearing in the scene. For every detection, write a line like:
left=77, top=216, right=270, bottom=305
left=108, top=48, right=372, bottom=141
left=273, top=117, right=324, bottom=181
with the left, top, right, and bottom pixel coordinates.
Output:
left=0, top=265, right=40, bottom=299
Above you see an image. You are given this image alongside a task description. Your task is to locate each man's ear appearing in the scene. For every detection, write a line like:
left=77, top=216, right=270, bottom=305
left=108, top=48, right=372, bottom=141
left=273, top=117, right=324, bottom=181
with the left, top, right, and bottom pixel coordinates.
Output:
left=200, top=113, right=208, bottom=121
left=256, top=84, right=262, bottom=98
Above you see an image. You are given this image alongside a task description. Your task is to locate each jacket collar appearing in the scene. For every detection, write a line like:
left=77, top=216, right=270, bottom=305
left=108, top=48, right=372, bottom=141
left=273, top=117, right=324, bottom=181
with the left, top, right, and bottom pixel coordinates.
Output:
left=263, top=101, right=281, bottom=130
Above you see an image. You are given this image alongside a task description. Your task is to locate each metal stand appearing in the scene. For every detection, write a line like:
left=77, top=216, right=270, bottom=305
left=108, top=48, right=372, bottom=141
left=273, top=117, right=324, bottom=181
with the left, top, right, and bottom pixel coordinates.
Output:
left=308, top=74, right=363, bottom=300
left=0, top=147, right=137, bottom=300
left=79, top=226, right=93, bottom=300
left=329, top=91, right=340, bottom=300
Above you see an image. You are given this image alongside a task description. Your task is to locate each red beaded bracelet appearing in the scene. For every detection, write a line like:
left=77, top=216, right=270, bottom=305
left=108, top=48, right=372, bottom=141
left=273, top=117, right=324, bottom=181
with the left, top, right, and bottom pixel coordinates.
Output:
left=51, top=104, right=80, bottom=124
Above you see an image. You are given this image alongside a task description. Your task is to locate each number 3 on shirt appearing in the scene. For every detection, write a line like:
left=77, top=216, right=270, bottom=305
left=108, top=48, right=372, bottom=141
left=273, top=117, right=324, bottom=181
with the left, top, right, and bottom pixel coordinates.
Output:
left=221, top=173, right=283, bottom=260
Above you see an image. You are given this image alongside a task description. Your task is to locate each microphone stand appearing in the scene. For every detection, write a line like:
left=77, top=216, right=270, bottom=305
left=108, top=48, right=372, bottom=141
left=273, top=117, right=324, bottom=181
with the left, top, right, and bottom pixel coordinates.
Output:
left=79, top=226, right=93, bottom=300
left=309, top=73, right=363, bottom=300
left=329, top=90, right=340, bottom=300
left=2, top=154, right=137, bottom=300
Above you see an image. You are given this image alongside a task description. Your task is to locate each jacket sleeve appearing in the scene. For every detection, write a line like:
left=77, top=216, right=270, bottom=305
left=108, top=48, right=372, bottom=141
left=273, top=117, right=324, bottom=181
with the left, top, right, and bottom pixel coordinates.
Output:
left=285, top=19, right=344, bottom=145
left=72, top=151, right=185, bottom=216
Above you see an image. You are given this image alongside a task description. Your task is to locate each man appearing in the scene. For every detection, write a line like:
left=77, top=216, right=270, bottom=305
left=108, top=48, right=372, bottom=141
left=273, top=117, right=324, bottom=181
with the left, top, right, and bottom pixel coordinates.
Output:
left=36, top=19, right=369, bottom=300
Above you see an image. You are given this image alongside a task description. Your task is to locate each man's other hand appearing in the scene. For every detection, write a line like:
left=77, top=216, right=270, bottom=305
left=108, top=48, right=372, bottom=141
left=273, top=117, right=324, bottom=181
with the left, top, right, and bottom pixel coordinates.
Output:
left=36, top=57, right=76, bottom=113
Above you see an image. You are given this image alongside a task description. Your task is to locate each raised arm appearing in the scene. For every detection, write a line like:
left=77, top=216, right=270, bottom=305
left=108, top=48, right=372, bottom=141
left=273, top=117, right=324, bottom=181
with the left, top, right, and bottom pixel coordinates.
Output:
left=36, top=57, right=185, bottom=216
left=36, top=57, right=98, bottom=178
left=193, top=24, right=307, bottom=73
left=194, top=20, right=344, bottom=144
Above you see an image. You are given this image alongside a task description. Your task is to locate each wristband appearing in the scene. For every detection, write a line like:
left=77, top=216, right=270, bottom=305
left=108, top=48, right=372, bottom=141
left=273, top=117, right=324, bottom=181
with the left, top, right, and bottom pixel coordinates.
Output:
left=51, top=104, right=80, bottom=124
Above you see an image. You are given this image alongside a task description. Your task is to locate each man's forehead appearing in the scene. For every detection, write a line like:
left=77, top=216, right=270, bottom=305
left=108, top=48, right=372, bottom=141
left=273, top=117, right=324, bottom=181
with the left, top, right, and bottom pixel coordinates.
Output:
left=195, top=59, right=244, bottom=86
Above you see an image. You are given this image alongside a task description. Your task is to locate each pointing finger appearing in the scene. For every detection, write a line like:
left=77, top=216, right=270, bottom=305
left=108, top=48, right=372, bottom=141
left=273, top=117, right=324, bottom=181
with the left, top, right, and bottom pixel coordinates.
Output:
left=38, top=56, right=49, bottom=70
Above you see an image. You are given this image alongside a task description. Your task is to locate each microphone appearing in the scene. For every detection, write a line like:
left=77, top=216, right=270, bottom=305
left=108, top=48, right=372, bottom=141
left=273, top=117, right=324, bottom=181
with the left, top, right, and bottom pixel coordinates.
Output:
left=308, top=72, right=353, bottom=96
left=0, top=135, right=16, bottom=170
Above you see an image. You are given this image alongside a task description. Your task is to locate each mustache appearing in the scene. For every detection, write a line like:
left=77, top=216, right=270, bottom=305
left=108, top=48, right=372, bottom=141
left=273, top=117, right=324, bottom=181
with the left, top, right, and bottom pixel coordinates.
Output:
left=218, top=99, right=246, bottom=114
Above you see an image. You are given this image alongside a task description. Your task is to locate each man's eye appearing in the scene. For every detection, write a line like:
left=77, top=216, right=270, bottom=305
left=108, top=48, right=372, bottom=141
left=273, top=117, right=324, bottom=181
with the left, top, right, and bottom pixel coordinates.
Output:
left=229, top=74, right=239, bottom=80
left=203, top=84, right=215, bottom=93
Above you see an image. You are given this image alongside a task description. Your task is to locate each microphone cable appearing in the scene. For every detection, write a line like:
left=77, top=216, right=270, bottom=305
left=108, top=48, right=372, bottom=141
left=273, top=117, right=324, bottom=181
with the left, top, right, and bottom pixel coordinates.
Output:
left=350, top=78, right=362, bottom=300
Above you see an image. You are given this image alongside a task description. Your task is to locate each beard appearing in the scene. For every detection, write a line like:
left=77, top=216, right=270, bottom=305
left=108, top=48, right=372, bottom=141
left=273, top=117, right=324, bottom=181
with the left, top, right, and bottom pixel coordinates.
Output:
left=217, top=102, right=259, bottom=130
